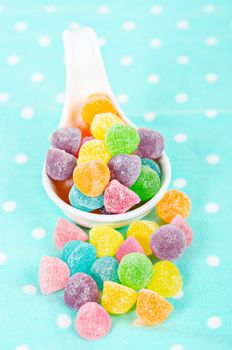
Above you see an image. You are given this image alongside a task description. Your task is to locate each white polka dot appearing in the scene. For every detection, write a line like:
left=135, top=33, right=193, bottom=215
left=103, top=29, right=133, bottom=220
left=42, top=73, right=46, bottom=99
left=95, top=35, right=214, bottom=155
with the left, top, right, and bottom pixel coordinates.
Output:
left=38, top=35, right=51, bottom=47
left=206, top=154, right=220, bottom=164
left=150, top=5, right=163, bottom=14
left=204, top=4, right=216, bottom=13
left=117, top=94, right=128, bottom=104
left=149, top=38, right=162, bottom=48
left=57, top=314, right=71, bottom=329
left=170, top=345, right=184, bottom=350
left=175, top=93, right=188, bottom=103
left=0, top=253, right=7, bottom=265
left=120, top=56, right=133, bottom=66
left=205, top=110, right=217, bottom=118
left=44, top=4, right=56, bottom=13
left=32, top=228, right=46, bottom=240
left=7, top=54, right=20, bottom=65
left=205, top=37, right=218, bottom=46
left=207, top=316, right=221, bottom=329
left=15, top=154, right=28, bottom=164
left=55, top=93, right=65, bottom=104
left=122, top=21, right=135, bottom=31
left=147, top=74, right=160, bottom=84
left=174, top=133, right=187, bottom=143
left=69, top=22, right=81, bottom=30
left=98, top=37, right=107, bottom=47
left=173, top=178, right=187, bottom=189
left=15, top=21, right=28, bottom=32
left=172, top=289, right=184, bottom=299
left=0, top=5, right=4, bottom=13
left=177, top=55, right=189, bottom=65
left=0, top=93, right=10, bottom=103
left=97, top=5, right=110, bottom=15
left=206, top=256, right=220, bottom=266
left=22, top=284, right=37, bottom=295
left=2, top=201, right=16, bottom=212
left=31, top=73, right=44, bottom=83
left=15, top=345, right=29, bottom=350
left=205, top=202, right=219, bottom=213
left=21, top=107, right=34, bottom=119
left=177, top=20, right=189, bottom=30
left=205, top=73, right=218, bottom=83
left=144, top=111, right=157, bottom=121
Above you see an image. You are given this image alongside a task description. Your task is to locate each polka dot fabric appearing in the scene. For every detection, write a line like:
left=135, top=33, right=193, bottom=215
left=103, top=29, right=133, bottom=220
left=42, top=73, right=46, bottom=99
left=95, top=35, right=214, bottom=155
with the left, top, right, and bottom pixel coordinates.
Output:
left=0, top=1, right=231, bottom=350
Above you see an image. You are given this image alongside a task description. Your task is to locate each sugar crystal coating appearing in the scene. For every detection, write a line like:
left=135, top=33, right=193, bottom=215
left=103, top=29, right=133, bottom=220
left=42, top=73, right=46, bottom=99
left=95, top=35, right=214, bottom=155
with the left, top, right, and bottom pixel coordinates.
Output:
left=75, top=302, right=112, bottom=340
left=130, top=165, right=161, bottom=201
left=46, top=148, right=76, bottom=181
left=105, top=124, right=140, bottom=156
left=64, top=272, right=99, bottom=310
left=51, top=127, right=82, bottom=156
left=108, top=154, right=141, bottom=187
left=78, top=139, right=111, bottom=164
left=141, top=158, right=161, bottom=178
left=54, top=218, right=88, bottom=250
left=127, top=220, right=159, bottom=255
left=170, top=214, right=192, bottom=247
left=89, top=225, right=124, bottom=257
left=116, top=237, right=145, bottom=262
left=91, top=256, right=119, bottom=290
left=91, top=112, right=123, bottom=140
left=135, top=128, right=164, bottom=159
left=69, top=185, right=104, bottom=211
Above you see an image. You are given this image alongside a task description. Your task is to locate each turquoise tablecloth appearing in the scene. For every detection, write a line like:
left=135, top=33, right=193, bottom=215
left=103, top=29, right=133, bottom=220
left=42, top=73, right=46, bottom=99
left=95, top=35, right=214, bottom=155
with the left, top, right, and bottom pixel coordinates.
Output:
left=0, top=1, right=232, bottom=349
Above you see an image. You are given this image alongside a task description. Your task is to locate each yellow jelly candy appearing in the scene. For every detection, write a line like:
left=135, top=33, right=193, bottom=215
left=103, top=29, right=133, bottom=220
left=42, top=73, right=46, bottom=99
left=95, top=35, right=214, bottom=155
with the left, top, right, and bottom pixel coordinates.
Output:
left=102, top=281, right=138, bottom=314
left=136, top=289, right=173, bottom=325
left=127, top=221, right=159, bottom=255
left=89, top=226, right=124, bottom=257
left=147, top=261, right=183, bottom=298
left=77, top=140, right=111, bottom=164
left=90, top=112, right=123, bottom=140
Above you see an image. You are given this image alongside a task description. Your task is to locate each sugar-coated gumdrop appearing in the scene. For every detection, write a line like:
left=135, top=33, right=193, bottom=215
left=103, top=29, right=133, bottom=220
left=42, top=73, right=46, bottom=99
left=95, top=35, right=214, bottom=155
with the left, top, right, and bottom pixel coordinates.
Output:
left=170, top=215, right=192, bottom=247
left=51, top=127, right=82, bottom=156
left=108, top=154, right=141, bottom=187
left=89, top=225, right=124, bottom=257
left=75, top=302, right=112, bottom=340
left=135, top=128, right=164, bottom=159
left=54, top=218, right=88, bottom=250
left=104, top=180, right=140, bottom=214
left=73, top=160, right=110, bottom=197
left=116, top=237, right=145, bottom=262
left=78, top=139, right=111, bottom=164
left=80, top=136, right=94, bottom=147
left=91, top=112, right=123, bottom=140
left=150, top=224, right=186, bottom=260
left=69, top=185, right=104, bottom=211
left=156, top=189, right=191, bottom=223
left=105, top=124, right=140, bottom=156
left=147, top=261, right=183, bottom=298
left=53, top=178, right=73, bottom=204
left=91, top=256, right=119, bottom=290
left=39, top=256, right=70, bottom=295
left=127, top=220, right=159, bottom=255
left=61, top=240, right=96, bottom=275
left=46, top=149, right=76, bottom=181
left=141, top=158, right=161, bottom=178
left=130, top=166, right=161, bottom=201
left=64, top=273, right=99, bottom=310
left=118, top=253, right=153, bottom=290
left=81, top=94, right=119, bottom=125
left=102, top=281, right=138, bottom=314
left=136, top=289, right=173, bottom=325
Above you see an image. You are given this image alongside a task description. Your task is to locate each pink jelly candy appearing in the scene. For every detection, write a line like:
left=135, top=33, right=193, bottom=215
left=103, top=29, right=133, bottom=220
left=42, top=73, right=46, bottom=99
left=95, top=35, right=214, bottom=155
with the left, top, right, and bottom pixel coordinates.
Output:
left=116, top=237, right=145, bottom=262
left=54, top=218, right=88, bottom=250
left=104, top=180, right=140, bottom=214
left=46, top=148, right=76, bottom=181
left=170, top=215, right=192, bottom=247
left=75, top=302, right=112, bottom=340
left=39, top=256, right=70, bottom=294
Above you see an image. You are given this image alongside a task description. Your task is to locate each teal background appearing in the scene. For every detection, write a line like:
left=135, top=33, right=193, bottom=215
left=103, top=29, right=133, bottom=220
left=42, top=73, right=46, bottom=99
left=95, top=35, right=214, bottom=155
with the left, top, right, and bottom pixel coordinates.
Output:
left=0, top=1, right=232, bottom=349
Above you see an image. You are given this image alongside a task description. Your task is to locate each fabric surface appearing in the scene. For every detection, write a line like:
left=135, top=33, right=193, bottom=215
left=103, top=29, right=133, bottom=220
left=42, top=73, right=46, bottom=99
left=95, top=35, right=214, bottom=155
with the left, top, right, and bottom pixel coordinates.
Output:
left=0, top=1, right=232, bottom=349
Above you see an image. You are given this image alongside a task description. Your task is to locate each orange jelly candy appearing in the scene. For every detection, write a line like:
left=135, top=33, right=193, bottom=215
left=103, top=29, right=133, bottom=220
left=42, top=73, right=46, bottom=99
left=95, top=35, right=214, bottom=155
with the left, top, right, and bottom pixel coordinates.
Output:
left=156, top=189, right=191, bottom=223
left=136, top=289, right=173, bottom=325
left=73, top=160, right=110, bottom=197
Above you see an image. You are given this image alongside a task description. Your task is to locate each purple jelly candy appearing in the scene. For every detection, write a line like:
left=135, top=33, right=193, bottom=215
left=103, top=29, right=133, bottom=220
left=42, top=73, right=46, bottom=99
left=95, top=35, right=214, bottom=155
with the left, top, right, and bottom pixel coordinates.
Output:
left=46, top=148, right=76, bottom=181
left=64, top=273, right=99, bottom=310
left=51, top=127, right=82, bottom=156
left=150, top=224, right=186, bottom=260
left=108, top=154, right=141, bottom=187
left=135, top=128, right=164, bottom=159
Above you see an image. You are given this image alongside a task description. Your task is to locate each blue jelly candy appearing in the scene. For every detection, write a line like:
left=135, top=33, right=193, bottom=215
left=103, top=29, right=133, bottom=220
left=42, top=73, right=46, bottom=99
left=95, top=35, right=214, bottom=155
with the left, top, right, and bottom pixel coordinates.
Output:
left=69, top=185, right=104, bottom=212
left=90, top=256, right=120, bottom=291
left=141, top=158, right=161, bottom=178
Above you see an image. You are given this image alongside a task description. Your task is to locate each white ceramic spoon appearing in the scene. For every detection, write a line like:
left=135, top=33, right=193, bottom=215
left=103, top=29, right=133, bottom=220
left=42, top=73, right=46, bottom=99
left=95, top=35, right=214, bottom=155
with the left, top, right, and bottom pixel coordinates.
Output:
left=42, top=27, right=171, bottom=228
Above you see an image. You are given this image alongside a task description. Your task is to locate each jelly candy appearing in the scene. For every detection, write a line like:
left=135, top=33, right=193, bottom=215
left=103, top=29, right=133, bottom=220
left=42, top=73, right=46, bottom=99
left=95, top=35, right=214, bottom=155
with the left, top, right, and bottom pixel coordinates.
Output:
left=78, top=139, right=111, bottom=164
left=156, top=189, right=191, bottom=223
left=91, top=256, right=119, bottom=290
left=69, top=185, right=104, bottom=211
left=105, top=124, right=140, bottom=156
left=104, top=180, right=140, bottom=213
left=102, top=281, right=138, bottom=314
left=135, top=128, right=164, bottom=159
left=136, top=289, right=173, bottom=325
left=39, top=256, right=70, bottom=295
left=118, top=252, right=153, bottom=290
left=51, top=127, right=81, bottom=156
left=127, top=220, right=159, bottom=255
left=89, top=225, right=124, bottom=257
left=130, top=165, right=161, bottom=201
left=150, top=224, right=186, bottom=260
left=73, top=160, right=110, bottom=197
left=147, top=261, right=183, bottom=298
left=64, top=272, right=99, bottom=310
left=171, top=214, right=192, bottom=247
left=46, top=149, right=76, bottom=181
left=54, top=218, right=88, bottom=250
left=91, top=112, right=123, bottom=140
left=116, top=237, right=145, bottom=262
left=53, top=177, right=73, bottom=204
left=141, top=158, right=161, bottom=178
left=108, top=154, right=141, bottom=187
left=75, top=302, right=112, bottom=340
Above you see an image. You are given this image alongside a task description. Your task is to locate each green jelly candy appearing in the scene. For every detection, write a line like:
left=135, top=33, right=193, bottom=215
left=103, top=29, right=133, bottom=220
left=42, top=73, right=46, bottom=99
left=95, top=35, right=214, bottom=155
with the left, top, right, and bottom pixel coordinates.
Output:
left=118, top=252, right=153, bottom=290
left=91, top=256, right=119, bottom=291
left=105, top=124, right=140, bottom=156
left=130, top=165, right=161, bottom=201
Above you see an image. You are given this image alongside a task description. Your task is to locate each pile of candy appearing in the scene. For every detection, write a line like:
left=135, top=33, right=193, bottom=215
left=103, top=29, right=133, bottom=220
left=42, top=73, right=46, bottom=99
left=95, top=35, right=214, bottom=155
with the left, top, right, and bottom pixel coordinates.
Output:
left=45, top=93, right=164, bottom=213
left=39, top=189, right=192, bottom=341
